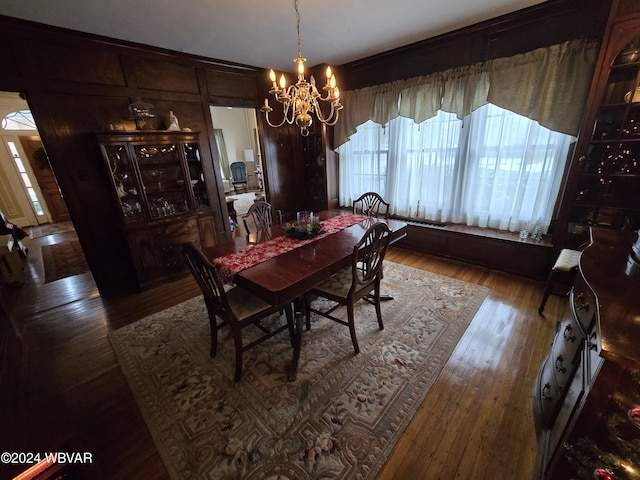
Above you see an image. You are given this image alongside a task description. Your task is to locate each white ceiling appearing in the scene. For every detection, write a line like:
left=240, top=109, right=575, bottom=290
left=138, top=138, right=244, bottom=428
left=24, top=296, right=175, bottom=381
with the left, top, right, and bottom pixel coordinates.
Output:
left=0, top=0, right=545, bottom=73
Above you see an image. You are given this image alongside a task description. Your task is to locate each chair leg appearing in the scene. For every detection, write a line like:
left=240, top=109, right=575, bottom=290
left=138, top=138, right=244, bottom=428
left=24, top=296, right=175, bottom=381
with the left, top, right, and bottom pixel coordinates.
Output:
left=231, top=329, right=244, bottom=382
left=210, top=322, right=217, bottom=357
left=285, top=303, right=295, bottom=346
left=304, top=294, right=312, bottom=331
left=374, top=282, right=384, bottom=330
left=205, top=304, right=218, bottom=357
left=539, top=271, right=557, bottom=315
left=347, top=304, right=360, bottom=354
left=538, top=288, right=552, bottom=315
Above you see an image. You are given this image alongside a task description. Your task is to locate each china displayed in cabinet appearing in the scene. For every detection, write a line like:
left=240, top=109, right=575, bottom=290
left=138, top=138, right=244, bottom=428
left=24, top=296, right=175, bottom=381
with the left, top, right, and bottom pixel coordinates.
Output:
left=560, top=11, right=640, bottom=245
left=98, top=131, right=215, bottom=290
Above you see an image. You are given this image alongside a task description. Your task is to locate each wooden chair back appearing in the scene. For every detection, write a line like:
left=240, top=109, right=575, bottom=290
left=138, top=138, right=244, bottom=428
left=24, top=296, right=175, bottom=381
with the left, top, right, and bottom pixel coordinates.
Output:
left=352, top=191, right=390, bottom=218
left=350, top=221, right=391, bottom=296
left=242, top=200, right=282, bottom=233
left=182, top=242, right=231, bottom=320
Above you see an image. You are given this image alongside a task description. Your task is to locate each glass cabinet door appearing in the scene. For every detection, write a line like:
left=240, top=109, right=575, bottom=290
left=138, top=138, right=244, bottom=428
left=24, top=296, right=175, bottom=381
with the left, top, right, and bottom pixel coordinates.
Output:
left=134, top=143, right=190, bottom=219
left=183, top=142, right=209, bottom=209
left=568, top=36, right=640, bottom=235
left=104, top=144, right=144, bottom=223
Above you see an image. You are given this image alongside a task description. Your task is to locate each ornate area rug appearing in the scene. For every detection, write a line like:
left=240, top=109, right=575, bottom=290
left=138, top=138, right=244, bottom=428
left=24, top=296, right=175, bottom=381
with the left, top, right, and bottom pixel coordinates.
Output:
left=109, top=262, right=489, bottom=479
left=29, top=221, right=75, bottom=239
left=41, top=239, right=89, bottom=283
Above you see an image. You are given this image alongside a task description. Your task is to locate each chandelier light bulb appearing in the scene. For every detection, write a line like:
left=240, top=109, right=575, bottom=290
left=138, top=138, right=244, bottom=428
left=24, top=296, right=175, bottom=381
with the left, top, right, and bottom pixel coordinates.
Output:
left=326, top=66, right=332, bottom=79
left=279, top=74, right=287, bottom=90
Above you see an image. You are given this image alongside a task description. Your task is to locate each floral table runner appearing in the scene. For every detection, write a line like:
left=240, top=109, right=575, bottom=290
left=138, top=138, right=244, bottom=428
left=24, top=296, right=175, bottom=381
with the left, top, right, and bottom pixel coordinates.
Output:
left=213, top=214, right=368, bottom=284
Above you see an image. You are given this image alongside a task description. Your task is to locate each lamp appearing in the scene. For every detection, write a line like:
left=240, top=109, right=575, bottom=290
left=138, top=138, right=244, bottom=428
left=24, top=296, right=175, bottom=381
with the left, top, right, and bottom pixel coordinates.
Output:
left=260, top=0, right=343, bottom=137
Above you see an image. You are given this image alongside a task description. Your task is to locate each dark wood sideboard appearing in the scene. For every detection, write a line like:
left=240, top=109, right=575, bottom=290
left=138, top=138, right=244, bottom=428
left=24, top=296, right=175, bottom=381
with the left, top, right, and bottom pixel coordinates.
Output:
left=533, top=227, right=640, bottom=479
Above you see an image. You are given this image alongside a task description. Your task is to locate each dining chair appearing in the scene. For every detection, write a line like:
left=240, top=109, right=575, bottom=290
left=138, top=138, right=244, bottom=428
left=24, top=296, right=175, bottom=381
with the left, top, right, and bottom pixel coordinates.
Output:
left=182, top=242, right=294, bottom=381
left=352, top=191, right=390, bottom=219
left=304, top=222, right=391, bottom=354
left=538, top=243, right=588, bottom=315
left=230, top=161, right=248, bottom=193
left=242, top=200, right=282, bottom=234
left=353, top=191, right=393, bottom=300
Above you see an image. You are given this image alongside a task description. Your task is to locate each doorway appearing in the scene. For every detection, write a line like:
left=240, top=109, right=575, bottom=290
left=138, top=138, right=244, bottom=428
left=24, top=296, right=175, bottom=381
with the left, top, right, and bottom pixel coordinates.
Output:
left=209, top=106, right=263, bottom=196
left=0, top=91, right=68, bottom=227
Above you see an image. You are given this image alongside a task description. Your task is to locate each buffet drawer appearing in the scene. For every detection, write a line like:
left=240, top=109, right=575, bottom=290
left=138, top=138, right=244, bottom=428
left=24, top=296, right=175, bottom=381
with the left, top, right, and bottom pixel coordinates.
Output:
left=550, top=316, right=585, bottom=390
left=152, top=219, right=199, bottom=239
left=571, top=273, right=596, bottom=332
left=536, top=355, right=564, bottom=428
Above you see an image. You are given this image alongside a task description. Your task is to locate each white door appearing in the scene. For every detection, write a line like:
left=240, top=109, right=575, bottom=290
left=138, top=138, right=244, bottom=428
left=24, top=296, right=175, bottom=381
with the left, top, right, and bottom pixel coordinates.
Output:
left=0, top=92, right=51, bottom=227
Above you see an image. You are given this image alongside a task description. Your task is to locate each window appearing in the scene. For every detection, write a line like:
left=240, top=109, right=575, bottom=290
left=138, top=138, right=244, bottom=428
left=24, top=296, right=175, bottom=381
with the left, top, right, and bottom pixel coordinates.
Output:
left=337, top=104, right=574, bottom=232
left=6, top=141, right=44, bottom=216
left=2, top=110, right=37, bottom=131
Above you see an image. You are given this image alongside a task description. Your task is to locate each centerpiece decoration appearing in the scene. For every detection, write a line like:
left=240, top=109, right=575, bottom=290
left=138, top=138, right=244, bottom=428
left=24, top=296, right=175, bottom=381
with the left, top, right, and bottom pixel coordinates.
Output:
left=285, top=211, right=325, bottom=239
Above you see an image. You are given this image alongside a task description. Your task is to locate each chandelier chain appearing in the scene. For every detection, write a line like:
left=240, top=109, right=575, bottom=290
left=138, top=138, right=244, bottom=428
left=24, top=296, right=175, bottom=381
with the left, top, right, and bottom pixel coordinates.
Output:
left=295, top=0, right=303, bottom=60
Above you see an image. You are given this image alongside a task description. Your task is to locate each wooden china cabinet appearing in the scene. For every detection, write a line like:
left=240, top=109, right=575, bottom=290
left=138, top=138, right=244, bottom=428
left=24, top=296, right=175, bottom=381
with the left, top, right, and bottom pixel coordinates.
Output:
left=97, top=131, right=216, bottom=290
left=556, top=0, right=640, bottom=248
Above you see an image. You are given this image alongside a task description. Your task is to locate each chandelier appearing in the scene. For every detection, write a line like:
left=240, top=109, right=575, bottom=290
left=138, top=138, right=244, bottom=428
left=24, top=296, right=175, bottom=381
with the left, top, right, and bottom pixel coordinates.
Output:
left=260, top=0, right=342, bottom=136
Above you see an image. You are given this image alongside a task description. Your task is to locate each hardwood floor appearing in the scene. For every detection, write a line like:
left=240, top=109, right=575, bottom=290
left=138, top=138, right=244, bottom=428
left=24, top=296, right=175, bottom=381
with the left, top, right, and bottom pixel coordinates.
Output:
left=0, top=228, right=565, bottom=479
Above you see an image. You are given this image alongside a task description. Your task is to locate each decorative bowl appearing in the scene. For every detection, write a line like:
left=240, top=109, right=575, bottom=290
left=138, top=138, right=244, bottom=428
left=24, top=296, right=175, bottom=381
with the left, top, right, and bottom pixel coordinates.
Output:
left=285, top=222, right=325, bottom=240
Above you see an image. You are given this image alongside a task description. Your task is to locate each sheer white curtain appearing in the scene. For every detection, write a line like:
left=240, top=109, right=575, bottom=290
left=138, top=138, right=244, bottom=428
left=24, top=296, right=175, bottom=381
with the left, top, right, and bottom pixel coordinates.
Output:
left=338, top=104, right=574, bottom=232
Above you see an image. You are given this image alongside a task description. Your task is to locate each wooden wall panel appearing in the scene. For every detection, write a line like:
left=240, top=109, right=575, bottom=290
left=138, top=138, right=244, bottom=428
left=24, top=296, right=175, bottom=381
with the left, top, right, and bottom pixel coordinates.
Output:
left=0, top=36, right=23, bottom=88
left=129, top=57, right=200, bottom=94
left=205, top=68, right=260, bottom=99
left=486, top=1, right=612, bottom=60
left=36, top=92, right=139, bottom=288
left=25, top=40, right=127, bottom=86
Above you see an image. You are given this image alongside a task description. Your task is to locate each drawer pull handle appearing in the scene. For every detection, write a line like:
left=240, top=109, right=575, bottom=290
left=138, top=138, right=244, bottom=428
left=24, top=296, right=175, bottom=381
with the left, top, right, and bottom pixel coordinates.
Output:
left=555, top=355, right=567, bottom=374
left=563, top=324, right=576, bottom=343
left=542, top=382, right=553, bottom=401
left=574, top=292, right=590, bottom=312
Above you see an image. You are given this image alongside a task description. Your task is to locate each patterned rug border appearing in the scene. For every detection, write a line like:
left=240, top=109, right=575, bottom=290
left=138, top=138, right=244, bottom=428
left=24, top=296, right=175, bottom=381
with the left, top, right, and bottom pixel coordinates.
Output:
left=109, top=262, right=490, bottom=479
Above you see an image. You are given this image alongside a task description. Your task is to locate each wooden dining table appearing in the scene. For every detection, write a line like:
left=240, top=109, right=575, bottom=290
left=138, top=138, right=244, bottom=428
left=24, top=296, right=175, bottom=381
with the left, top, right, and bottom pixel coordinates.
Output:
left=201, top=209, right=408, bottom=380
